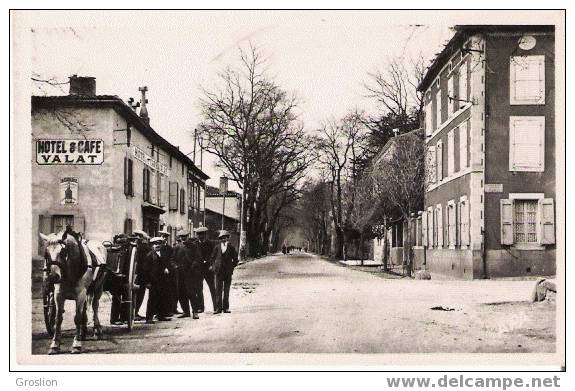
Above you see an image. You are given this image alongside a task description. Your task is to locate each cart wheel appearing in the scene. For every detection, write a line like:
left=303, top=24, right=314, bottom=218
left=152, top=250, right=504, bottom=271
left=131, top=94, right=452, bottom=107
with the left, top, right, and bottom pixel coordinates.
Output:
left=42, top=282, right=56, bottom=337
left=126, top=246, right=138, bottom=331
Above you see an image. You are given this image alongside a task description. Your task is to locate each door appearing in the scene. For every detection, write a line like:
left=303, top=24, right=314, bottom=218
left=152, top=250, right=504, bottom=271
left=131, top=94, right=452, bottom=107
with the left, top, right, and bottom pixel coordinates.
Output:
left=52, top=215, right=74, bottom=233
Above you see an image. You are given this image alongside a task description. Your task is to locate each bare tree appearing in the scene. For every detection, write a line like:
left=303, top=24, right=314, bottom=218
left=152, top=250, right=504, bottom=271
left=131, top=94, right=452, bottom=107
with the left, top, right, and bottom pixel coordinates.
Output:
left=197, top=44, right=311, bottom=257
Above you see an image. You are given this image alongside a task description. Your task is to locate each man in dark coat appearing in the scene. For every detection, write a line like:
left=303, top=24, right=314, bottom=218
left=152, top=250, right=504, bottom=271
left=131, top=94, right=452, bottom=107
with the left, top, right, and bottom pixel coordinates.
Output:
left=144, top=237, right=172, bottom=323
left=133, top=230, right=151, bottom=321
left=210, top=230, right=238, bottom=314
left=158, top=229, right=179, bottom=315
left=195, top=226, right=217, bottom=313
left=173, top=231, right=203, bottom=319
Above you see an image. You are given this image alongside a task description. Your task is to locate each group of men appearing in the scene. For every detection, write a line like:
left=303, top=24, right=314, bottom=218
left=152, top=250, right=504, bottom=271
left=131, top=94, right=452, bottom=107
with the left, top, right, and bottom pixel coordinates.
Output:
left=130, top=226, right=239, bottom=324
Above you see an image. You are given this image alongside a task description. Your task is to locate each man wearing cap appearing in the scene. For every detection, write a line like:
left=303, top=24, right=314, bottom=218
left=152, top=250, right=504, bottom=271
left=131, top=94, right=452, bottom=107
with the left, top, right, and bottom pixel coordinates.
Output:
left=210, top=230, right=239, bottom=314
left=173, top=231, right=202, bottom=319
left=132, top=230, right=151, bottom=321
left=194, top=226, right=217, bottom=313
left=158, top=229, right=180, bottom=316
left=143, top=237, right=172, bottom=323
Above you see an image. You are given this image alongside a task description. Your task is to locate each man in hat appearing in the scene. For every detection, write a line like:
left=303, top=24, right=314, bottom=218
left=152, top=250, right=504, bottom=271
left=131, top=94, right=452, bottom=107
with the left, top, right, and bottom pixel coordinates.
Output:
left=158, top=229, right=180, bottom=315
left=210, top=230, right=238, bottom=314
left=172, top=231, right=202, bottom=319
left=194, top=226, right=216, bottom=313
left=132, top=230, right=150, bottom=321
left=143, top=237, right=172, bottom=323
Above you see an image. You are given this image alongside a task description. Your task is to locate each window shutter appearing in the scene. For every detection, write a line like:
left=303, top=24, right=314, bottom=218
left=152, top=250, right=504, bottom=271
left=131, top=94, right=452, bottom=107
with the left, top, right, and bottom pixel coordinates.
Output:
left=509, top=116, right=545, bottom=172
left=150, top=171, right=157, bottom=205
left=74, top=216, right=86, bottom=235
left=437, top=205, right=443, bottom=248
left=436, top=141, right=443, bottom=181
left=459, top=63, right=468, bottom=106
left=159, top=176, right=166, bottom=207
left=510, top=55, right=545, bottom=105
left=143, top=168, right=148, bottom=202
left=500, top=199, right=514, bottom=245
left=460, top=122, right=468, bottom=170
left=422, top=211, right=428, bottom=247
left=456, top=203, right=461, bottom=246
left=447, top=76, right=454, bottom=115
left=128, top=159, right=134, bottom=196
left=538, top=198, right=555, bottom=245
left=169, top=181, right=179, bottom=210
left=462, top=200, right=470, bottom=246
left=447, top=130, right=454, bottom=175
left=180, top=188, right=186, bottom=214
left=425, top=102, right=433, bottom=136
left=124, top=157, right=129, bottom=195
left=427, top=146, right=436, bottom=184
left=124, top=218, right=133, bottom=235
left=435, top=90, right=442, bottom=127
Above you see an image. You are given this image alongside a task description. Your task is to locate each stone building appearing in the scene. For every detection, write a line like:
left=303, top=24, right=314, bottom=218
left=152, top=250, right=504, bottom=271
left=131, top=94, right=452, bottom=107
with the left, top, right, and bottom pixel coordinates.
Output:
left=32, top=76, right=209, bottom=257
left=418, top=25, right=556, bottom=278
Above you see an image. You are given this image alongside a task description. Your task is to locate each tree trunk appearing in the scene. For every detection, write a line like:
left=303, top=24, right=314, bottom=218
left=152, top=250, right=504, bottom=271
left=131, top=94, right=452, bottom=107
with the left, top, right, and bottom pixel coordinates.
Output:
left=334, top=227, right=344, bottom=260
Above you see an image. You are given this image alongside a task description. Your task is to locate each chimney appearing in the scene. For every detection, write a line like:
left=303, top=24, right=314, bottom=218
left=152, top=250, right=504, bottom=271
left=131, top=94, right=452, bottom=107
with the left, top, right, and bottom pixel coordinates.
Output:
left=138, top=86, right=149, bottom=125
left=69, top=75, right=96, bottom=96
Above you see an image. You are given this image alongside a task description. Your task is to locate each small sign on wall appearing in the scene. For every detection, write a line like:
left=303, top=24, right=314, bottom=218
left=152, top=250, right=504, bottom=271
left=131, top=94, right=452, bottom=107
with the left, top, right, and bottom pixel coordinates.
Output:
left=60, top=177, right=78, bottom=205
left=485, top=183, right=503, bottom=193
left=36, top=139, right=104, bottom=165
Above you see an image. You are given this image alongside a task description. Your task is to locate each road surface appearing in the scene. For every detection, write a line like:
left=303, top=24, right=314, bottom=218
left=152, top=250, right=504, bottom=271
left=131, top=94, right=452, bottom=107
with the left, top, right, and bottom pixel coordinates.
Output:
left=32, top=252, right=555, bottom=354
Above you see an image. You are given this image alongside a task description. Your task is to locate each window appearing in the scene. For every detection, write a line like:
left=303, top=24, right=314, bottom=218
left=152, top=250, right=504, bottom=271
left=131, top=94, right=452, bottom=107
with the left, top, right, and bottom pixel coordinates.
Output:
left=180, top=188, right=186, bottom=214
left=436, top=140, right=443, bottom=181
left=157, top=174, right=166, bottom=207
left=143, top=168, right=151, bottom=203
left=500, top=197, right=555, bottom=246
left=459, top=62, right=468, bottom=107
left=459, top=122, right=468, bottom=170
left=510, top=55, right=545, bottom=105
left=425, top=101, right=433, bottom=136
left=149, top=170, right=157, bottom=205
left=427, top=145, right=436, bottom=184
left=435, top=90, right=442, bottom=127
left=181, top=163, right=185, bottom=177
left=436, top=204, right=443, bottom=248
left=447, top=201, right=456, bottom=247
left=509, top=116, right=545, bottom=172
left=427, top=207, right=434, bottom=248
left=169, top=155, right=172, bottom=168
left=447, top=76, right=454, bottom=116
left=124, top=157, right=134, bottom=197
left=459, top=196, right=469, bottom=246
left=447, top=129, right=455, bottom=176
left=124, top=218, right=133, bottom=235
left=169, top=181, right=179, bottom=210
left=52, top=215, right=74, bottom=234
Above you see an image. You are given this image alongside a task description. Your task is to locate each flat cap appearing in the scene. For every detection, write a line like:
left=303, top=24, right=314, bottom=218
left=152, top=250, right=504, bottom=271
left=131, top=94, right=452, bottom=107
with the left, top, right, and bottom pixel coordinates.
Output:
left=177, top=230, right=189, bottom=237
left=158, top=229, right=170, bottom=236
left=150, top=237, right=164, bottom=244
left=132, top=230, right=150, bottom=239
left=194, top=226, right=209, bottom=233
left=218, top=230, right=230, bottom=239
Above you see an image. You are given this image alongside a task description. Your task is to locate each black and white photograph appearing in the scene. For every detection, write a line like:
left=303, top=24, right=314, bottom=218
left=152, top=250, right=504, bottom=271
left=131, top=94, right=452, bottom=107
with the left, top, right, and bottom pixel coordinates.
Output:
left=10, top=9, right=565, bottom=370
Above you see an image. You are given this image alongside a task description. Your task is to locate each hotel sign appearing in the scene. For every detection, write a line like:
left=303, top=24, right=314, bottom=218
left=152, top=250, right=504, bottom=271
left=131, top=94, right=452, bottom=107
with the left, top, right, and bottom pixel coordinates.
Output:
left=133, top=146, right=169, bottom=176
left=36, top=139, right=104, bottom=165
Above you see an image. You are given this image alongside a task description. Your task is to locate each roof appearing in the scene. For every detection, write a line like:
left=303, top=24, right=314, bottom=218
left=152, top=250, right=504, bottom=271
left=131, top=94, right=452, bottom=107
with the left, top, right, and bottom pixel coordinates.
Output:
left=371, top=128, right=423, bottom=167
left=418, top=25, right=555, bottom=92
left=205, top=185, right=240, bottom=198
left=31, top=94, right=210, bottom=181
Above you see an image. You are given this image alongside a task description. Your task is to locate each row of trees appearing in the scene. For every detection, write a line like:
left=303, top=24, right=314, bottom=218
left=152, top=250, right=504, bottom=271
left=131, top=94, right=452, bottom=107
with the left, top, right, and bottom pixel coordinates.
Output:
left=199, top=44, right=427, bottom=270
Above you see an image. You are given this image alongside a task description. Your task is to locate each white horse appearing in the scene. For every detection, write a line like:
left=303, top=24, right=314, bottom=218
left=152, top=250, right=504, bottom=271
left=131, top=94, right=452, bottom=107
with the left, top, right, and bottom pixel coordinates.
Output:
left=40, top=230, right=108, bottom=354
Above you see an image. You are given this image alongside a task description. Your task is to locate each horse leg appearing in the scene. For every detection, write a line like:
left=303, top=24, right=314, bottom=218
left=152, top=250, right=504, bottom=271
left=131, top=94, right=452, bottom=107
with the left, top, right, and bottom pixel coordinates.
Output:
left=71, top=290, right=87, bottom=354
left=92, top=279, right=104, bottom=339
left=80, top=300, right=88, bottom=341
left=48, top=285, right=64, bottom=355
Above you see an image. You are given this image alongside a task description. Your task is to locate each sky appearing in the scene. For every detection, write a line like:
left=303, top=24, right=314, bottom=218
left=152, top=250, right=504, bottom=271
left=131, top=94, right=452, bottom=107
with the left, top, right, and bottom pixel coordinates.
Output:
left=25, top=11, right=460, bottom=189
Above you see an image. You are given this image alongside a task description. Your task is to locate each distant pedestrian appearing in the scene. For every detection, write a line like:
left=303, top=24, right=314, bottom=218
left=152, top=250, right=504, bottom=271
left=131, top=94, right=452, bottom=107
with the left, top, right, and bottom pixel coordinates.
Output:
left=210, top=230, right=238, bottom=314
left=195, top=226, right=217, bottom=313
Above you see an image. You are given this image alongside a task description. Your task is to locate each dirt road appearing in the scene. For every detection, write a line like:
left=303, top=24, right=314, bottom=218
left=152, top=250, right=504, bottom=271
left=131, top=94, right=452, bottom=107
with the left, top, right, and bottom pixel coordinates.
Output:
left=31, top=253, right=555, bottom=354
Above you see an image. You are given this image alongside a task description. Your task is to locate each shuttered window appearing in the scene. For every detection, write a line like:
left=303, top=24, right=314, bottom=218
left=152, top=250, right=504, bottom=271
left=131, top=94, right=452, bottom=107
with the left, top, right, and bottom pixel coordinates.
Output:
left=143, top=168, right=150, bottom=203
left=180, top=188, right=186, bottom=214
left=500, top=197, right=555, bottom=246
left=425, top=101, right=433, bottom=136
left=510, top=55, right=545, bottom=105
left=459, top=197, right=469, bottom=246
left=459, top=122, right=468, bottom=170
left=447, top=202, right=456, bottom=247
left=124, top=157, right=133, bottom=196
left=509, top=116, right=545, bottom=172
left=447, top=130, right=455, bottom=176
left=514, top=200, right=538, bottom=243
left=539, top=198, right=555, bottom=245
left=422, top=211, right=428, bottom=247
left=436, top=204, right=443, bottom=248
left=124, top=218, right=133, bottom=235
left=458, top=62, right=468, bottom=107
left=435, top=90, right=442, bottom=127
left=427, top=145, right=436, bottom=184
left=169, top=182, right=179, bottom=210
left=158, top=175, right=166, bottom=207
left=436, top=141, right=443, bottom=181
left=447, top=76, right=454, bottom=116
left=427, top=207, right=434, bottom=248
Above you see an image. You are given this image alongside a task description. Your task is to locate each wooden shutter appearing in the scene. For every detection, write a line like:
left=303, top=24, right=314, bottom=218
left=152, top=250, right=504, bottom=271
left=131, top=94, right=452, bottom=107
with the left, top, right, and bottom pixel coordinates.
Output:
left=143, top=168, right=149, bottom=202
left=460, top=122, right=468, bottom=170
left=461, top=199, right=470, bottom=246
left=427, top=145, right=436, bottom=184
left=436, top=141, right=443, bottom=181
left=456, top=202, right=461, bottom=246
left=124, top=218, right=133, bottom=234
left=150, top=171, right=157, bottom=205
left=510, top=55, right=545, bottom=104
left=437, top=205, right=443, bottom=248
left=435, top=90, right=442, bottom=127
left=128, top=159, right=134, bottom=196
left=538, top=198, right=555, bottom=245
left=159, top=175, right=166, bottom=207
left=169, top=181, right=179, bottom=210
left=500, top=198, right=514, bottom=245
left=124, top=157, right=129, bottom=195
left=459, top=62, right=468, bottom=106
left=510, top=116, right=545, bottom=172
left=180, top=188, right=186, bottom=214
left=422, top=211, right=428, bottom=247
left=447, top=76, right=454, bottom=115
left=447, top=130, right=454, bottom=175
left=425, top=102, right=433, bottom=136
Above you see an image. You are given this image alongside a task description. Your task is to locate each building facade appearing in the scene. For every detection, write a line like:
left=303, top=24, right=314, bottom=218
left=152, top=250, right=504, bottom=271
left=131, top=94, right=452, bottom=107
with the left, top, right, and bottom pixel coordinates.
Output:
left=32, top=76, right=209, bottom=257
left=419, top=25, right=555, bottom=278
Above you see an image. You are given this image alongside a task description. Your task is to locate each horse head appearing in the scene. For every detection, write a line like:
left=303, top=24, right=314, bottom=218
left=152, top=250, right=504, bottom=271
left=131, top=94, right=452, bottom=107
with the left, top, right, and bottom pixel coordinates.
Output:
left=40, top=231, right=87, bottom=285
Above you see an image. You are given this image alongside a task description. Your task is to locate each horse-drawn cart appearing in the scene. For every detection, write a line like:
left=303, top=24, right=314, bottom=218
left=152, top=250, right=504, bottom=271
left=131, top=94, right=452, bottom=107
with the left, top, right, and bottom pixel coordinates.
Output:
left=42, top=234, right=144, bottom=337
